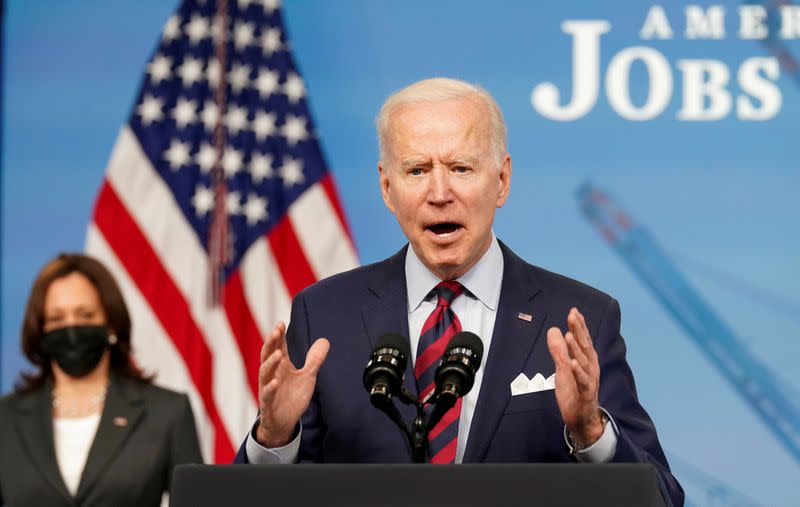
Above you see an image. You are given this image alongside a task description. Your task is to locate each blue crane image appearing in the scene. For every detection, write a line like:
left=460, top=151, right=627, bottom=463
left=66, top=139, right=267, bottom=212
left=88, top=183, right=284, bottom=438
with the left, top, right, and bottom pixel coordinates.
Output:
left=577, top=183, right=800, bottom=465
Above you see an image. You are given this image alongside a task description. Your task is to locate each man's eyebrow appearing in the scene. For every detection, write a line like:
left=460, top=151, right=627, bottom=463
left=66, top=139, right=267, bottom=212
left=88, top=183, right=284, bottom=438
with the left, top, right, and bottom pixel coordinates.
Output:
left=400, top=157, right=432, bottom=167
left=442, top=155, right=479, bottom=166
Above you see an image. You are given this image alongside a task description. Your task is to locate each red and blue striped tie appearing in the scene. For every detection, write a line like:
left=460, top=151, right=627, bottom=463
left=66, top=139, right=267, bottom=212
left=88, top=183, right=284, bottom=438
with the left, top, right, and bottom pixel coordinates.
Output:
left=415, top=281, right=465, bottom=464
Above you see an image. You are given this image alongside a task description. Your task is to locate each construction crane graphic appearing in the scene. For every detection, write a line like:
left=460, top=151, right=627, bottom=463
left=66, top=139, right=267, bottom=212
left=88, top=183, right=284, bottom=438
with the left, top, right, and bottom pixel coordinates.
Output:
left=577, top=183, right=800, bottom=465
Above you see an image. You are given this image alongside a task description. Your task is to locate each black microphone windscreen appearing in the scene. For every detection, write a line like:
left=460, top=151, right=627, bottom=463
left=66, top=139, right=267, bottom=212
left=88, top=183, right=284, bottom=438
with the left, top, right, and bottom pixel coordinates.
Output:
left=446, top=331, right=484, bottom=368
left=374, top=332, right=410, bottom=357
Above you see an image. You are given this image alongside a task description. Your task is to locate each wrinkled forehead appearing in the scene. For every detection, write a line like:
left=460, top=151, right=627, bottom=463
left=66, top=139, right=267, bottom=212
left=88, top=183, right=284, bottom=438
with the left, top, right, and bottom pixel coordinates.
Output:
left=384, top=97, right=492, bottom=159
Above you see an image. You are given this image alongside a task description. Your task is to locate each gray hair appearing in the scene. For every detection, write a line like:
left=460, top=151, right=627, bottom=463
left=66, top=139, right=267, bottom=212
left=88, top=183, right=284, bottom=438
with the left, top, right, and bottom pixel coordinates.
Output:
left=376, top=78, right=508, bottom=169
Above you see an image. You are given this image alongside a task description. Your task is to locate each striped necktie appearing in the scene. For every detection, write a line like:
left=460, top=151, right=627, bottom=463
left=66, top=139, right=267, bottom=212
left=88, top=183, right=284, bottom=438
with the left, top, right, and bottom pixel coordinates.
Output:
left=415, top=281, right=465, bottom=463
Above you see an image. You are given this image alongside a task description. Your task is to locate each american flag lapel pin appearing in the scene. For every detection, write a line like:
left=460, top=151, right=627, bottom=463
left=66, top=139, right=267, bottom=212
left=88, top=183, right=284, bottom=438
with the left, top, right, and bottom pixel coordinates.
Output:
left=517, top=312, right=533, bottom=322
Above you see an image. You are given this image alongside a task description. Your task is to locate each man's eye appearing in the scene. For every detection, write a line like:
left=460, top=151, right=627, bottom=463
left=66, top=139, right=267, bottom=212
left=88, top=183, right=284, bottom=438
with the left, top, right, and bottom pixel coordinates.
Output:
left=409, top=167, right=423, bottom=176
left=454, top=166, right=471, bottom=173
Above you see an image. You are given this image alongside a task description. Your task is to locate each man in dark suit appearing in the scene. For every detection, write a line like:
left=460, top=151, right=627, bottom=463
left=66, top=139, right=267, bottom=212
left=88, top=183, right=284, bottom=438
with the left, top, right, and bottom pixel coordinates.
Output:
left=234, top=78, right=684, bottom=507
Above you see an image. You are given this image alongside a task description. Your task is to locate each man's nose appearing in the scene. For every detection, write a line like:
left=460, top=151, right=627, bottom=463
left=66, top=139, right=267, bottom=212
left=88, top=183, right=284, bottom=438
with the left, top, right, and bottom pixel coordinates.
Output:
left=427, top=167, right=453, bottom=204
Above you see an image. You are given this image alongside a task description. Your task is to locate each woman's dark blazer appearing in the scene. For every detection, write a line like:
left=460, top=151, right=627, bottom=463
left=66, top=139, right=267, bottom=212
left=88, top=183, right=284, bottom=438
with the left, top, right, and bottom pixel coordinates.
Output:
left=0, top=374, right=202, bottom=507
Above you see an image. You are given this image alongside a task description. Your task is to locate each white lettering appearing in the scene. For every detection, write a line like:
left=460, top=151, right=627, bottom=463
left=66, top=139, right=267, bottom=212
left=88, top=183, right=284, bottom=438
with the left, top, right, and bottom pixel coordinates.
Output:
left=780, top=6, right=800, bottom=39
left=677, top=60, right=731, bottom=121
left=685, top=5, right=726, bottom=39
left=739, top=5, right=768, bottom=40
left=606, top=47, right=673, bottom=121
left=640, top=5, right=674, bottom=39
left=531, top=20, right=611, bottom=121
left=737, top=57, right=781, bottom=120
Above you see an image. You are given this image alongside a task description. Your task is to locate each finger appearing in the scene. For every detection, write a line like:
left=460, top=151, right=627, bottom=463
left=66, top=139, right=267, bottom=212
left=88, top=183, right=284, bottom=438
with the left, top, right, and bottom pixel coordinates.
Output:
left=275, top=321, right=290, bottom=355
left=546, top=327, right=569, bottom=369
left=303, top=338, right=330, bottom=376
left=261, top=321, right=285, bottom=363
left=261, top=377, right=279, bottom=407
left=564, top=331, right=590, bottom=371
left=567, top=308, right=590, bottom=350
left=548, top=328, right=578, bottom=392
left=259, top=348, right=283, bottom=388
left=548, top=328, right=578, bottom=388
left=570, top=358, right=594, bottom=393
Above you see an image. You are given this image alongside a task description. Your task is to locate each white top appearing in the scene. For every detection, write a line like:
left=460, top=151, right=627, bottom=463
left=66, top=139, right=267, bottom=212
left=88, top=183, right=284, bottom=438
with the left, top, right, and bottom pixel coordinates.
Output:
left=53, top=413, right=101, bottom=496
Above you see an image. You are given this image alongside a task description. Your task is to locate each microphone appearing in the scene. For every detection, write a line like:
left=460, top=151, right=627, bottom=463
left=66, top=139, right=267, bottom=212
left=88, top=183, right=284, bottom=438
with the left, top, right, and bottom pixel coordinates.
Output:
left=433, top=331, right=484, bottom=408
left=363, top=333, right=409, bottom=407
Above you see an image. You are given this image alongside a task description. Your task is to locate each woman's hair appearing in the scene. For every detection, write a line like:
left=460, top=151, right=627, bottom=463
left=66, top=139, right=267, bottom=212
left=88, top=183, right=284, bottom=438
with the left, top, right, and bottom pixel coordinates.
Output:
left=16, top=253, right=151, bottom=392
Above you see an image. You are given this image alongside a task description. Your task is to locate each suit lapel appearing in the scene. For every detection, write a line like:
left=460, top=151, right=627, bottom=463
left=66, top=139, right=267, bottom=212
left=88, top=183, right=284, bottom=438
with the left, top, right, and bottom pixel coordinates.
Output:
left=360, top=246, right=417, bottom=454
left=14, top=384, right=74, bottom=502
left=75, top=376, right=144, bottom=503
left=463, top=243, right=548, bottom=462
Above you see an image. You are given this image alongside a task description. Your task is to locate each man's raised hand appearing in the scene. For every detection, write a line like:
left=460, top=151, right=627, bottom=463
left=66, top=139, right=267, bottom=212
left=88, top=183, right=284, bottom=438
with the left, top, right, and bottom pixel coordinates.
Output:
left=546, top=308, right=604, bottom=448
left=255, top=321, right=329, bottom=448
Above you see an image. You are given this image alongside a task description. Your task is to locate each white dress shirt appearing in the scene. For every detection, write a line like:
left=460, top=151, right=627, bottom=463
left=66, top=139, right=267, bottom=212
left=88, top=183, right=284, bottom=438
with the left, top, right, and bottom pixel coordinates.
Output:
left=247, top=234, right=617, bottom=463
left=53, top=413, right=101, bottom=496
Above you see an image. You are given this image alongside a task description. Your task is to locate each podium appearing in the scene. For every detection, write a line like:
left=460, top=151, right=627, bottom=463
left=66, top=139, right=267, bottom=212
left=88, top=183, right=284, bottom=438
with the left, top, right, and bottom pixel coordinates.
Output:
left=170, top=463, right=667, bottom=507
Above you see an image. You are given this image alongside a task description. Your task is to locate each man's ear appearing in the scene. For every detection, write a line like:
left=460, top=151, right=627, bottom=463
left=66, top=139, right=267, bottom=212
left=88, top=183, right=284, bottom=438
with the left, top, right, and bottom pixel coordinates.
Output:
left=496, top=154, right=512, bottom=208
left=379, top=163, right=396, bottom=214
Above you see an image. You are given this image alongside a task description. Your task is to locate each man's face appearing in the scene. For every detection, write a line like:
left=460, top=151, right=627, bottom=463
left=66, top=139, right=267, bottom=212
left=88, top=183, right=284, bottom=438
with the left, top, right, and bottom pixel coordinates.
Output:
left=379, top=97, right=511, bottom=280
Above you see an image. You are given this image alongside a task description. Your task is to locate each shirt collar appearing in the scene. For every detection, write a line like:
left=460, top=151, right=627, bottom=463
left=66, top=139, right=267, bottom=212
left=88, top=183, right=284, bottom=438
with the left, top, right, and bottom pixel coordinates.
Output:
left=405, top=234, right=504, bottom=313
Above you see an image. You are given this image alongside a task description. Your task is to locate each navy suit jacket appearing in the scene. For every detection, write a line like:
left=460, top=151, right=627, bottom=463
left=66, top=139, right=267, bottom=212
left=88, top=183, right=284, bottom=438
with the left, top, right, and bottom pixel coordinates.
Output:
left=235, top=241, right=684, bottom=507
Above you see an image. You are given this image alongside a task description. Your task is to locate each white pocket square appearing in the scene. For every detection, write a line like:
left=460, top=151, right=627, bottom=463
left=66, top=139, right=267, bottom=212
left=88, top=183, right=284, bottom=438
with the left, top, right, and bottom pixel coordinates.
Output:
left=510, top=372, right=555, bottom=396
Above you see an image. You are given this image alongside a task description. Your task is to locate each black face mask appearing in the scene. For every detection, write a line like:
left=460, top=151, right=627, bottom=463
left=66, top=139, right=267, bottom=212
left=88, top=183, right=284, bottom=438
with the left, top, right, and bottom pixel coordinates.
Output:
left=40, top=325, right=110, bottom=378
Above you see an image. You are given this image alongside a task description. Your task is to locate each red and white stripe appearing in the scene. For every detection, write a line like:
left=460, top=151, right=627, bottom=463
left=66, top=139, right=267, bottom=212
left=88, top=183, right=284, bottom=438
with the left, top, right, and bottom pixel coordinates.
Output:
left=86, top=126, right=358, bottom=463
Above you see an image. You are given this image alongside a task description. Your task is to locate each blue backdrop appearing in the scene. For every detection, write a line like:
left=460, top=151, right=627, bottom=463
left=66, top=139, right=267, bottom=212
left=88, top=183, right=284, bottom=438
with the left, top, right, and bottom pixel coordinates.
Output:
left=3, top=1, right=799, bottom=505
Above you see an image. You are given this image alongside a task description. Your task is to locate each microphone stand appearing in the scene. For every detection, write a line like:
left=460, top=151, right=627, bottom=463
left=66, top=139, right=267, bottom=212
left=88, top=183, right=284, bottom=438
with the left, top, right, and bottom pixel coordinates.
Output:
left=397, top=388, right=427, bottom=464
left=394, top=388, right=456, bottom=463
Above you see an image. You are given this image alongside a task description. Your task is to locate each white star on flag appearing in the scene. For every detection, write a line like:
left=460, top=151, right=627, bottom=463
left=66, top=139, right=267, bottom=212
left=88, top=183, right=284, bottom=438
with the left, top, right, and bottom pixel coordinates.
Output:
left=229, top=63, right=251, bottom=94
left=206, top=59, right=221, bottom=88
left=252, top=111, right=277, bottom=140
left=260, top=27, right=282, bottom=55
left=222, top=147, right=244, bottom=177
left=255, top=69, right=280, bottom=98
left=226, top=190, right=243, bottom=215
left=164, top=139, right=192, bottom=171
left=279, top=156, right=304, bottom=187
left=281, top=114, right=308, bottom=147
left=249, top=153, right=274, bottom=183
left=201, top=100, right=219, bottom=132
left=283, top=72, right=305, bottom=103
left=172, top=97, right=198, bottom=129
left=191, top=184, right=214, bottom=216
left=195, top=142, right=217, bottom=173
left=225, top=105, right=250, bottom=136
left=259, top=0, right=281, bottom=13
left=178, top=56, right=204, bottom=87
left=162, top=15, right=181, bottom=43
left=148, top=54, right=172, bottom=84
left=137, top=95, right=164, bottom=126
left=185, top=14, right=210, bottom=44
left=234, top=22, right=255, bottom=50
left=243, top=193, right=269, bottom=225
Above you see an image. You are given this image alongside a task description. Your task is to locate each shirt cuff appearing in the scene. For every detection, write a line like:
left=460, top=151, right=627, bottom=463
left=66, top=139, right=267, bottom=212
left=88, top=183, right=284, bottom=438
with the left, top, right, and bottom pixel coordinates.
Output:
left=563, top=407, right=618, bottom=463
left=245, top=418, right=301, bottom=464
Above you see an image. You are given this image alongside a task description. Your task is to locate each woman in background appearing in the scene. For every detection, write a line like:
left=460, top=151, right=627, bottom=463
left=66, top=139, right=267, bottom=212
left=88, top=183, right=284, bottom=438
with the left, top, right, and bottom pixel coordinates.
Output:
left=0, top=253, right=202, bottom=507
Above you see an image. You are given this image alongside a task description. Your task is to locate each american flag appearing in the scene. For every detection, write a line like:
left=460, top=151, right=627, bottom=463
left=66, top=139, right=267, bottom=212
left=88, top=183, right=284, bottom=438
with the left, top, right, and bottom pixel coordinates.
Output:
left=85, top=0, right=358, bottom=463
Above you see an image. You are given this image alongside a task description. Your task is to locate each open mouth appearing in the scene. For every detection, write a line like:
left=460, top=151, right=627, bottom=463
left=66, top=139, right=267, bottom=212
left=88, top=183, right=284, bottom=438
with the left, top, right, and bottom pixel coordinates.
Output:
left=426, top=222, right=463, bottom=236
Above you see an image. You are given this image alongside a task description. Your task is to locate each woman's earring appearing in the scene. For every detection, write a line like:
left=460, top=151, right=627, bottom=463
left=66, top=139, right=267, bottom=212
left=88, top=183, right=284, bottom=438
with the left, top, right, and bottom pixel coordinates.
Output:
left=108, top=334, right=118, bottom=346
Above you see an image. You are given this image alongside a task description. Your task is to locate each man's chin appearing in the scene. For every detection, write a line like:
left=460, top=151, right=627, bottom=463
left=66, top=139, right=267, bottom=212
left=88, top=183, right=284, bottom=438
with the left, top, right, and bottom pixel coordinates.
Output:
left=424, top=255, right=470, bottom=281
